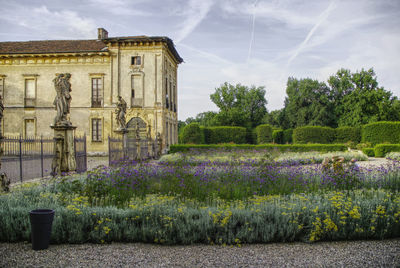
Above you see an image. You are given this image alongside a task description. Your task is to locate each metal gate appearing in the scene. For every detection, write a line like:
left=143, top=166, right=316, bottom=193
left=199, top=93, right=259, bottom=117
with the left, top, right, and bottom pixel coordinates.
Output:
left=74, top=136, right=87, bottom=173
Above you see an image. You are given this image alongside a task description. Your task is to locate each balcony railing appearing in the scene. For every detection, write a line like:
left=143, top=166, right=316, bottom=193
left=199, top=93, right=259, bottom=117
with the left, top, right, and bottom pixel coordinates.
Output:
left=91, top=99, right=102, bottom=108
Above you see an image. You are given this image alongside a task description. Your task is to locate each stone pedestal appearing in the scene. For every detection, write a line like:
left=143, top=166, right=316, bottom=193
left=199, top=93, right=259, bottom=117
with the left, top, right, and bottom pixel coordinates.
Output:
left=114, top=128, right=128, bottom=160
left=114, top=128, right=128, bottom=148
left=51, top=125, right=77, bottom=175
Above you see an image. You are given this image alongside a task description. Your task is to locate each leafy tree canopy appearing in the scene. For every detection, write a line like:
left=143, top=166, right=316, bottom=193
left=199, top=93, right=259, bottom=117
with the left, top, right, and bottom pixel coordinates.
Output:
left=210, top=82, right=268, bottom=128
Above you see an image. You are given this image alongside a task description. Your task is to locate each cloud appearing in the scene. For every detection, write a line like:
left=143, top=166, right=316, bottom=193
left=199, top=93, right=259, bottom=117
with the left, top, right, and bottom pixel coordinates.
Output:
left=87, top=0, right=151, bottom=16
left=174, top=0, right=214, bottom=43
left=0, top=4, right=97, bottom=39
left=219, top=0, right=317, bottom=28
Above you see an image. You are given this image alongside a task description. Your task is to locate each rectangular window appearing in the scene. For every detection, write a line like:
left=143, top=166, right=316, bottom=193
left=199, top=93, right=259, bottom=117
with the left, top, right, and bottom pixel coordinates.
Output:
left=165, top=78, right=169, bottom=108
left=91, top=78, right=102, bottom=108
left=131, top=56, right=141, bottom=65
left=170, top=81, right=173, bottom=111
left=25, top=119, right=35, bottom=137
left=25, top=79, right=35, bottom=107
left=91, top=119, right=102, bottom=141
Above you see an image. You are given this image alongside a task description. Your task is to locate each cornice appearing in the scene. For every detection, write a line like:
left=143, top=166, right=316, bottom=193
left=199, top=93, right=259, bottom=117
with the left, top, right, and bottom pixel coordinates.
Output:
left=0, top=53, right=110, bottom=65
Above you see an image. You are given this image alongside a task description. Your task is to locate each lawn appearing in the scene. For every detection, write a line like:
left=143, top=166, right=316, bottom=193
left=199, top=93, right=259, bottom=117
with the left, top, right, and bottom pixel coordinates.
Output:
left=0, top=149, right=399, bottom=245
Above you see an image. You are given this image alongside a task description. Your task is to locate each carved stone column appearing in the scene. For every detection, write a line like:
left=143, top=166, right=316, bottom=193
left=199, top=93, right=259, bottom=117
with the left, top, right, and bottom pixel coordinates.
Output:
left=51, top=125, right=77, bottom=175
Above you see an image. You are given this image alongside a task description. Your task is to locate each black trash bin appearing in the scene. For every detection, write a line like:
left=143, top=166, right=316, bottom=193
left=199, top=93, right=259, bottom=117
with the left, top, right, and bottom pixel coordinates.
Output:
left=29, top=209, right=55, bottom=250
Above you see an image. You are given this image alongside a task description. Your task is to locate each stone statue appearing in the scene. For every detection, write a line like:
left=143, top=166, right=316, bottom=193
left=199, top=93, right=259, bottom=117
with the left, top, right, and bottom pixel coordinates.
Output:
left=53, top=73, right=72, bottom=126
left=115, top=96, right=127, bottom=130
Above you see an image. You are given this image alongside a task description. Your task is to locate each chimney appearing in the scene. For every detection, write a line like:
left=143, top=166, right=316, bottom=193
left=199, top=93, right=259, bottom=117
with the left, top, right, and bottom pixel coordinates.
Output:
left=97, top=28, right=108, bottom=40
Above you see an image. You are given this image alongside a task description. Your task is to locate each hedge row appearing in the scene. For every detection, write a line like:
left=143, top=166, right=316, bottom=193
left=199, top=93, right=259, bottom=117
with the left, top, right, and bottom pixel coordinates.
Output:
left=169, top=144, right=347, bottom=153
left=374, top=144, right=400, bottom=157
left=182, top=121, right=400, bottom=145
left=255, top=124, right=273, bottom=144
left=203, top=126, right=247, bottom=144
left=292, top=126, right=362, bottom=144
left=181, top=124, right=246, bottom=144
left=362, top=122, right=400, bottom=145
left=362, top=148, right=375, bottom=157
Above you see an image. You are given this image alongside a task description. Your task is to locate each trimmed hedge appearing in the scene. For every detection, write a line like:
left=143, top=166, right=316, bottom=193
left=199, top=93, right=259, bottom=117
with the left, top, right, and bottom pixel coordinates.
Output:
left=293, top=126, right=336, bottom=144
left=335, top=127, right=361, bottom=144
left=362, top=122, right=400, bottom=145
left=181, top=123, right=204, bottom=144
left=256, top=124, right=273, bottom=144
left=362, top=148, right=375, bottom=157
left=169, top=144, right=347, bottom=153
left=374, top=144, right=400, bottom=157
left=283, top=129, right=293, bottom=144
left=203, top=126, right=247, bottom=144
left=272, top=130, right=284, bottom=144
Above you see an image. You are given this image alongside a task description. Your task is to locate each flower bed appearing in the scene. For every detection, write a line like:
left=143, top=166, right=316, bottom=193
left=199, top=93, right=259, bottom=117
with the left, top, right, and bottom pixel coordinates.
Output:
left=1, top=150, right=399, bottom=245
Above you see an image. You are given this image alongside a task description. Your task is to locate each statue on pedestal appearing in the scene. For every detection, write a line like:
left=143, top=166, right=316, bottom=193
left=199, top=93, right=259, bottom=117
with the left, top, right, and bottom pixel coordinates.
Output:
left=115, top=96, right=127, bottom=130
left=53, top=73, right=72, bottom=126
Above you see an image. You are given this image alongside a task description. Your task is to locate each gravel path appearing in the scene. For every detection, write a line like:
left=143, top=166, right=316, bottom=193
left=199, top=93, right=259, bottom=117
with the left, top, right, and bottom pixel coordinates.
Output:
left=1, top=239, right=399, bottom=267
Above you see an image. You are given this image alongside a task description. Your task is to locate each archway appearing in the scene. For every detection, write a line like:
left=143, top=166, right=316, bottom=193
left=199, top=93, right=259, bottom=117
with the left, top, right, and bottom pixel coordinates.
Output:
left=126, top=117, right=147, bottom=139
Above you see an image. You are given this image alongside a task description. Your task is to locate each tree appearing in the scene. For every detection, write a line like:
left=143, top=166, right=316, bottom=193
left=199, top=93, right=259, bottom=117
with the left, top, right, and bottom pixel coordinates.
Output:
left=281, top=77, right=335, bottom=128
left=328, top=68, right=400, bottom=126
left=210, top=82, right=268, bottom=128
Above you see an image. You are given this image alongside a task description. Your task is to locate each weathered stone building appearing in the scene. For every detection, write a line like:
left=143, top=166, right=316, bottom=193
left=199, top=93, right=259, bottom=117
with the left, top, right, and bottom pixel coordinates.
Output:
left=0, top=28, right=182, bottom=154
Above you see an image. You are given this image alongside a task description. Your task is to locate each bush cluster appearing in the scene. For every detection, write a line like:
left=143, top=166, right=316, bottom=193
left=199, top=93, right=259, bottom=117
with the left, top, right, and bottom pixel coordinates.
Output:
left=283, top=129, right=293, bottom=144
left=181, top=123, right=204, bottom=144
left=169, top=144, right=347, bottom=153
left=272, top=130, right=284, bottom=144
left=374, top=144, right=400, bottom=157
left=362, top=122, right=400, bottom=145
left=181, top=125, right=247, bottom=144
left=204, top=126, right=247, bottom=144
left=335, top=127, right=361, bottom=144
left=255, top=124, right=273, bottom=144
left=293, top=126, right=336, bottom=144
left=362, top=148, right=375, bottom=157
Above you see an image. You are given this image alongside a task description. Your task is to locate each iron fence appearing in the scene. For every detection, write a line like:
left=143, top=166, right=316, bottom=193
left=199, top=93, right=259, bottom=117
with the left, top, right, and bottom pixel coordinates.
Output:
left=108, top=135, right=160, bottom=166
left=1, top=135, right=87, bottom=184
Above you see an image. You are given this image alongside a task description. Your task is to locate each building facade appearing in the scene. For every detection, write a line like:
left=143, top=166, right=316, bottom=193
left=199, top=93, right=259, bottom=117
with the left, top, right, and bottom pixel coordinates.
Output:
left=0, top=28, right=182, bottom=155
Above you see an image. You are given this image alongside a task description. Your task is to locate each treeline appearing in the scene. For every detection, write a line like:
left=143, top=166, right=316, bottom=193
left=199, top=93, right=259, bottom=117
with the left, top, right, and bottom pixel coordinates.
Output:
left=179, top=68, right=400, bottom=139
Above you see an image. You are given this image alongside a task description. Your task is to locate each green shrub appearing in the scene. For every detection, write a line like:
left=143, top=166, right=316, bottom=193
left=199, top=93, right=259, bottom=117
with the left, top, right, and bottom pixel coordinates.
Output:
left=335, top=127, right=361, bottom=144
left=1, top=189, right=399, bottom=244
left=283, top=129, right=293, bottom=144
left=256, top=124, right=273, bottom=144
left=272, top=130, right=284, bottom=144
left=169, top=144, right=347, bottom=153
left=293, top=126, right=336, bottom=144
left=203, top=126, right=247, bottom=144
left=374, top=144, right=400, bottom=157
left=362, top=148, right=375, bottom=157
left=362, top=121, right=400, bottom=145
left=386, top=152, right=400, bottom=160
left=181, top=123, right=204, bottom=144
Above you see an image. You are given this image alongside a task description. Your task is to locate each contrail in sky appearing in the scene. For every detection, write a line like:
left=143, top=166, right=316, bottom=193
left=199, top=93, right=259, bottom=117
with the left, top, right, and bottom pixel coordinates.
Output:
left=246, top=0, right=259, bottom=65
left=282, top=0, right=336, bottom=77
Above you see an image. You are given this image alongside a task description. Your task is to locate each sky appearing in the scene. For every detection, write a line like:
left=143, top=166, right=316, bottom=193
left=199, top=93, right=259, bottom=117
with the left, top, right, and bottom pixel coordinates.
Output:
left=0, top=0, right=399, bottom=121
